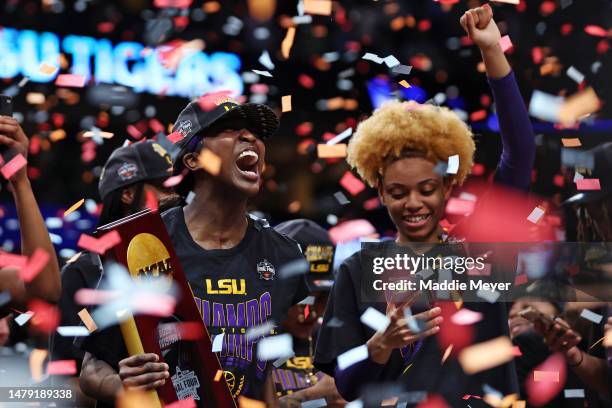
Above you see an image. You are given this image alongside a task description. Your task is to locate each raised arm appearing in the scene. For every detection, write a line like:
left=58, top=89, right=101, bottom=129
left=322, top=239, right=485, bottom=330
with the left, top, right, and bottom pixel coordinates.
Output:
left=461, top=4, right=535, bottom=191
left=0, top=116, right=61, bottom=303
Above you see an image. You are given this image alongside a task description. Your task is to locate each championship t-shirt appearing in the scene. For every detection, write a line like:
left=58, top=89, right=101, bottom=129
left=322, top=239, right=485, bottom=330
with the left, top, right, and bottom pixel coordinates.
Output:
left=81, top=207, right=308, bottom=403
left=271, top=334, right=324, bottom=397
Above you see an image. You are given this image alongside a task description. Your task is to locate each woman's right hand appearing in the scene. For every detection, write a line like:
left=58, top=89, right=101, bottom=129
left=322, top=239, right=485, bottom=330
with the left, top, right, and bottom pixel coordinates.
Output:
left=118, top=353, right=169, bottom=391
left=367, top=303, right=442, bottom=364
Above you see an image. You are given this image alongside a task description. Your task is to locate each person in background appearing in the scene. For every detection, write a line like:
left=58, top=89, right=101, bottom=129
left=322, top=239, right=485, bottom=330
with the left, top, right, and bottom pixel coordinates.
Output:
left=52, top=140, right=180, bottom=407
left=0, top=116, right=61, bottom=314
left=273, top=219, right=346, bottom=408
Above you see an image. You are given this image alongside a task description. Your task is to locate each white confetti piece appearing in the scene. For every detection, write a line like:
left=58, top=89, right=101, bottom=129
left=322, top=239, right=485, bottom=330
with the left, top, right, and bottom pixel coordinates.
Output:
left=56, top=326, right=91, bottom=337
left=346, top=400, right=364, bottom=408
left=573, top=171, right=584, bottom=182
left=252, top=69, right=273, bottom=77
left=337, top=344, right=369, bottom=370
left=563, top=389, right=585, bottom=398
left=292, top=15, right=313, bottom=25
left=527, top=206, right=546, bottom=224
left=566, top=66, right=585, bottom=84
left=278, top=258, right=309, bottom=278
left=257, top=333, right=293, bottom=361
left=392, top=65, right=412, bottom=75
left=383, top=55, right=400, bottom=68
left=529, top=90, right=563, bottom=123
left=212, top=333, right=224, bottom=352
left=579, top=308, right=603, bottom=324
left=360, top=307, right=390, bottom=333
left=446, top=154, right=459, bottom=175
left=272, top=351, right=295, bottom=368
left=458, top=192, right=477, bottom=202
left=298, top=296, right=316, bottom=305
left=301, top=398, right=328, bottom=408
left=362, top=52, right=384, bottom=64
left=258, top=50, right=275, bottom=71
left=246, top=320, right=276, bottom=340
left=476, top=289, right=500, bottom=303
left=326, top=127, right=353, bottom=145
left=14, top=311, right=34, bottom=326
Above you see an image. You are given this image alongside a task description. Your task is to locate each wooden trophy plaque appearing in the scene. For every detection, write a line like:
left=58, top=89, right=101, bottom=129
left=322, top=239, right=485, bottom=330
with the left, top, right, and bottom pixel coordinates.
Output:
left=98, top=209, right=236, bottom=407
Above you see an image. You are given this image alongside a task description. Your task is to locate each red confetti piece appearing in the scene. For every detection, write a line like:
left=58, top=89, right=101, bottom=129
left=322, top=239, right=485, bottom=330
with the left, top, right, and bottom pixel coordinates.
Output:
left=470, top=110, right=487, bottom=122
left=298, top=74, right=315, bottom=89
left=167, top=131, right=184, bottom=144
left=512, top=345, right=523, bottom=356
left=29, top=300, right=60, bottom=334
left=19, top=248, right=49, bottom=283
left=0, top=252, right=28, bottom=269
left=77, top=230, right=121, bottom=255
left=145, top=189, right=158, bottom=212
left=295, top=122, right=313, bottom=137
left=339, top=171, right=366, bottom=196
left=303, top=304, right=310, bottom=320
left=584, top=25, right=607, bottom=37
left=526, top=353, right=566, bottom=406
left=126, top=124, right=143, bottom=139
left=47, top=360, right=77, bottom=376
left=55, top=74, right=86, bottom=88
left=514, top=274, right=528, bottom=286
left=149, top=119, right=165, bottom=134
left=416, top=394, right=450, bottom=408
left=328, top=219, right=376, bottom=244
left=1, top=154, right=27, bottom=180
left=575, top=178, right=601, bottom=190
left=154, top=0, right=193, bottom=8
left=363, top=197, right=381, bottom=211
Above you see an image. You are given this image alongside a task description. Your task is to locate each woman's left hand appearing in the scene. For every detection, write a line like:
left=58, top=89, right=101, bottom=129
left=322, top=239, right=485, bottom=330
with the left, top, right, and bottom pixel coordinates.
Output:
left=460, top=4, right=501, bottom=51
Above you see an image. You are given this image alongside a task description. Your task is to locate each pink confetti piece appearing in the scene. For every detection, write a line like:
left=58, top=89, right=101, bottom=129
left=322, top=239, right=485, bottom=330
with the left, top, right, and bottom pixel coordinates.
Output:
left=0, top=252, right=28, bottom=269
left=470, top=110, right=487, bottom=122
left=1, top=154, right=27, bottom=180
left=154, top=0, right=193, bottom=8
left=46, top=359, right=77, bottom=376
left=132, top=292, right=176, bottom=317
left=445, top=198, right=475, bottom=216
left=19, top=248, right=49, bottom=283
left=163, top=173, right=185, bottom=187
left=514, top=274, right=528, bottom=286
left=77, top=230, right=121, bottom=254
left=534, top=370, right=560, bottom=382
left=499, top=35, right=514, bottom=53
left=512, top=345, right=523, bottom=356
left=339, top=171, right=366, bottom=196
left=74, top=288, right=120, bottom=305
left=55, top=74, right=86, bottom=88
left=526, top=353, right=566, bottom=406
left=451, top=308, right=483, bottom=325
left=167, top=131, right=184, bottom=144
left=584, top=25, right=608, bottom=37
left=165, top=398, right=196, bottom=408
left=575, top=178, right=601, bottom=190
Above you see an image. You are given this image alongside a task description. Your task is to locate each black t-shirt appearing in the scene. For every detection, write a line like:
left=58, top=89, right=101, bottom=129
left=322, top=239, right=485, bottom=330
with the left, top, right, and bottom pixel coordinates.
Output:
left=314, top=241, right=519, bottom=405
left=82, top=207, right=308, bottom=403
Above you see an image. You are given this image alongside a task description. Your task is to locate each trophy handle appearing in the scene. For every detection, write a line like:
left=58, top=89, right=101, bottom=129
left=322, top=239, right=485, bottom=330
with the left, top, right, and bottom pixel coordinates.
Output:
left=118, top=310, right=163, bottom=408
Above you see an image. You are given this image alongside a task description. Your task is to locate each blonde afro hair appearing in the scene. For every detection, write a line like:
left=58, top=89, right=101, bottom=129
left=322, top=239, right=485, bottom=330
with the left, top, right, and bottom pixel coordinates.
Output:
left=347, top=101, right=475, bottom=187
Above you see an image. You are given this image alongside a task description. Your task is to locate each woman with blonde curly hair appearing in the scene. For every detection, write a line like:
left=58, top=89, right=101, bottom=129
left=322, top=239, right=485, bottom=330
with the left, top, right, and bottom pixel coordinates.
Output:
left=315, top=4, right=535, bottom=405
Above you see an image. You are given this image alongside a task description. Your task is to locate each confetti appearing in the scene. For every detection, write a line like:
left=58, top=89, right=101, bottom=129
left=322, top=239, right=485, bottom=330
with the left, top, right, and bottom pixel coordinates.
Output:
left=167, top=131, right=184, bottom=144
left=399, top=80, right=411, bottom=88
left=214, top=369, right=223, bottom=382
left=238, top=396, right=266, bottom=408
left=47, top=359, right=77, bottom=376
left=163, top=173, right=186, bottom=188
left=258, top=50, right=275, bottom=70
left=526, top=353, right=566, bottom=406
left=301, top=399, right=328, bottom=408
left=333, top=191, right=350, bottom=205
left=198, top=148, right=222, bottom=175
left=476, top=289, right=500, bottom=303
left=458, top=336, right=515, bottom=374
left=392, top=65, right=412, bottom=75
left=281, top=95, right=292, bottom=112
left=490, top=0, right=520, bottom=4
left=83, top=130, right=114, bottom=139
left=561, top=138, right=581, bottom=147
left=441, top=344, right=453, bottom=364
left=499, top=35, right=513, bottom=53
left=15, top=311, right=34, bottom=326
left=566, top=66, right=585, bottom=84
left=19, top=248, right=50, bottom=283
left=527, top=206, right=546, bottom=224
left=154, top=0, right=193, bottom=8
left=445, top=198, right=475, bottom=216
left=246, top=321, right=276, bottom=340
left=55, top=74, right=87, bottom=88
left=563, top=389, right=585, bottom=398
left=337, top=344, right=369, bottom=370
left=64, top=199, right=85, bottom=217
left=165, top=398, right=196, bottom=408
left=1, top=153, right=27, bottom=180
left=77, top=230, right=121, bottom=254
left=29, top=300, right=60, bottom=334
left=446, top=155, right=459, bottom=175
left=26, top=92, right=45, bottom=104
left=360, top=307, right=390, bottom=332
left=278, top=258, right=309, bottom=279
left=252, top=69, right=273, bottom=77
left=575, top=178, right=600, bottom=190
left=534, top=371, right=559, bottom=382
left=303, top=0, right=332, bottom=15
left=339, top=171, right=366, bottom=196
left=512, top=346, right=523, bottom=356
left=0, top=252, right=28, bottom=269
left=56, top=326, right=91, bottom=337
left=579, top=308, right=603, bottom=324
left=450, top=308, right=483, bottom=326
left=529, top=90, right=563, bottom=123
left=317, top=144, right=347, bottom=159
left=212, top=333, right=225, bottom=353
left=257, top=333, right=293, bottom=361
left=326, top=127, right=353, bottom=145
left=281, top=27, right=296, bottom=59
left=38, top=62, right=59, bottom=75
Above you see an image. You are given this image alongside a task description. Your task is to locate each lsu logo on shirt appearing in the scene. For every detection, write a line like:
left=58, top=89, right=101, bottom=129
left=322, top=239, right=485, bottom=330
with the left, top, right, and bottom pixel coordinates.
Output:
left=205, top=279, right=246, bottom=295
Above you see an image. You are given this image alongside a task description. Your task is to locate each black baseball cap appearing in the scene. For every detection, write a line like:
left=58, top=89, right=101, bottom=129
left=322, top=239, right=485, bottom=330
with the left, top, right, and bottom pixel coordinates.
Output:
left=98, top=140, right=173, bottom=200
left=563, top=141, right=612, bottom=205
left=170, top=93, right=279, bottom=196
left=275, top=219, right=335, bottom=292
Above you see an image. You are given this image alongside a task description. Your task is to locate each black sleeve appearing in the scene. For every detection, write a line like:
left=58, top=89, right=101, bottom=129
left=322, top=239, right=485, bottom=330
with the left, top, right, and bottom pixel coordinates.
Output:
left=80, top=325, right=127, bottom=370
left=314, top=254, right=368, bottom=376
